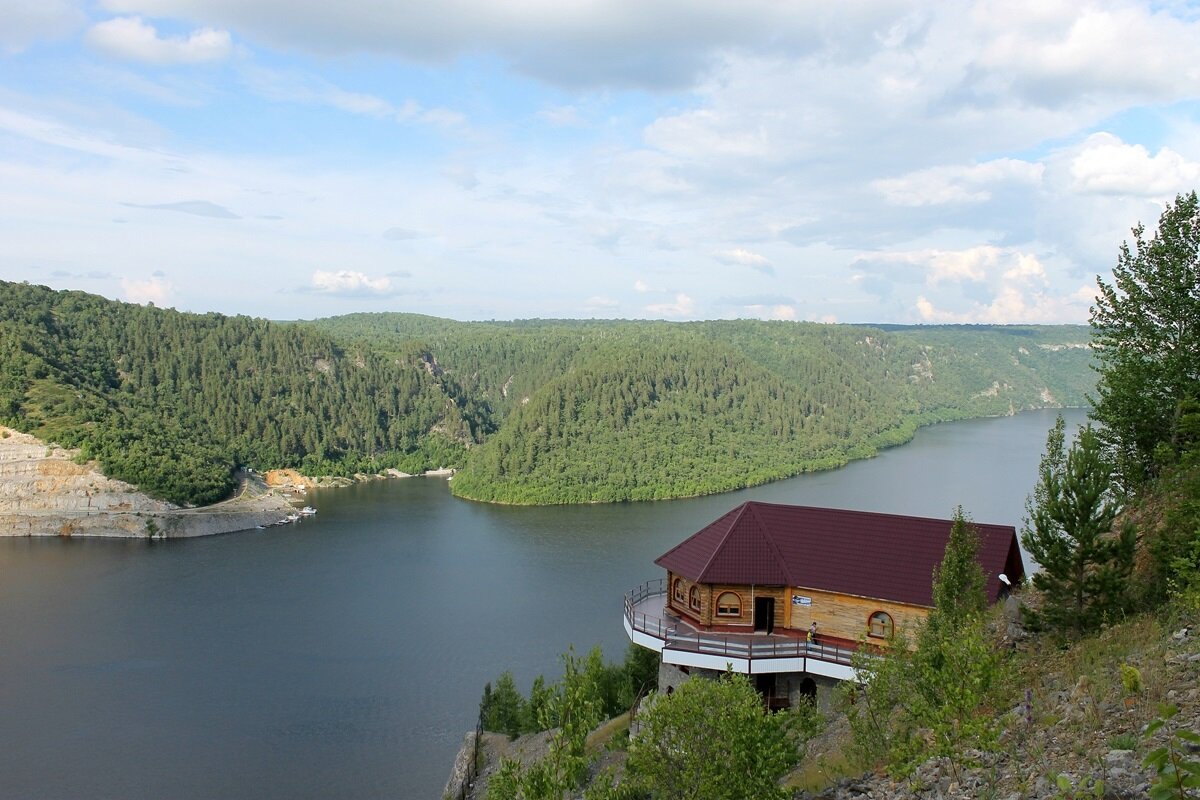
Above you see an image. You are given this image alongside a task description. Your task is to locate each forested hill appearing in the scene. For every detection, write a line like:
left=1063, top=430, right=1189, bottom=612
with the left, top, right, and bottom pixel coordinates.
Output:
left=0, top=282, right=485, bottom=505
left=0, top=283, right=1093, bottom=507
left=311, top=314, right=1094, bottom=504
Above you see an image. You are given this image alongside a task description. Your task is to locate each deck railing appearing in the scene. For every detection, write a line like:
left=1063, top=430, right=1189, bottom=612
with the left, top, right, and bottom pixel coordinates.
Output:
left=624, top=579, right=858, bottom=667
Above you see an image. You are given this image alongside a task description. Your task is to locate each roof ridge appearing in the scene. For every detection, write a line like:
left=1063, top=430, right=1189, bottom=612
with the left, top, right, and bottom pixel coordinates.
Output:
left=749, top=503, right=795, bottom=584
left=696, top=502, right=749, bottom=581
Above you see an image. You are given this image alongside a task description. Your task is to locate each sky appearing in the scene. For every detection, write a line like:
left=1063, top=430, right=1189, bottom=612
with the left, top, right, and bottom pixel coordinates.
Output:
left=2, top=1, right=1199, bottom=324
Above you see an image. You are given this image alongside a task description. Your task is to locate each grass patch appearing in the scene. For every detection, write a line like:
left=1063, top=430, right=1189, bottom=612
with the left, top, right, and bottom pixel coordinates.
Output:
left=1109, top=732, right=1138, bottom=751
left=587, top=712, right=630, bottom=754
left=783, top=749, right=856, bottom=793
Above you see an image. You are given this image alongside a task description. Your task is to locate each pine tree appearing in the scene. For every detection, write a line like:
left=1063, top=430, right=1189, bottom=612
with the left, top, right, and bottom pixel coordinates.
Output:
left=1021, top=424, right=1136, bottom=634
left=1092, top=191, right=1200, bottom=486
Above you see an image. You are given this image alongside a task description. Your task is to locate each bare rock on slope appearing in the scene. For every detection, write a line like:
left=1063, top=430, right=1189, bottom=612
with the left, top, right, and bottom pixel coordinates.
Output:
left=0, top=426, right=295, bottom=538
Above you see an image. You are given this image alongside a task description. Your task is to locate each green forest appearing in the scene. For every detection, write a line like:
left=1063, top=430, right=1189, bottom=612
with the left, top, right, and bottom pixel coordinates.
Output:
left=0, top=281, right=484, bottom=505
left=312, top=314, right=1094, bottom=503
left=1, top=279, right=1094, bottom=506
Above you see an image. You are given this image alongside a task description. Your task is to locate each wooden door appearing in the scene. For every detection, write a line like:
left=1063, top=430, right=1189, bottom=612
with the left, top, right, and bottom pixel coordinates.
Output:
left=754, top=597, right=775, bottom=633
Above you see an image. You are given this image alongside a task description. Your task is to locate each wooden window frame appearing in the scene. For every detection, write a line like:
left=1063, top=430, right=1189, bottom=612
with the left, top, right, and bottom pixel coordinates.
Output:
left=688, top=585, right=701, bottom=611
left=715, top=591, right=741, bottom=617
left=672, top=578, right=685, bottom=605
left=867, top=610, right=894, bottom=639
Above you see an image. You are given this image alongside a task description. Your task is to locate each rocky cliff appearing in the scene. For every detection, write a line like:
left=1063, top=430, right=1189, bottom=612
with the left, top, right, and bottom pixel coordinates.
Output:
left=0, top=426, right=295, bottom=538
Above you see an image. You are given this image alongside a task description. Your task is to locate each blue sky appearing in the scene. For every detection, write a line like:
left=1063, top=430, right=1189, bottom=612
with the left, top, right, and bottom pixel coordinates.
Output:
left=2, top=0, right=1199, bottom=324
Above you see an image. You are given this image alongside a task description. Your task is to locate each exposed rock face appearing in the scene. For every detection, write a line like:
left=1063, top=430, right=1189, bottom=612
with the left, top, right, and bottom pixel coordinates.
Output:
left=264, top=468, right=313, bottom=491
left=442, top=730, right=479, bottom=800
left=0, top=427, right=174, bottom=514
left=0, top=426, right=296, bottom=538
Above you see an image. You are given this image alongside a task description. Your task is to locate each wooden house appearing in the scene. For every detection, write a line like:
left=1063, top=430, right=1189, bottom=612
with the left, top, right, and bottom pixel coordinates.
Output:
left=624, top=501, right=1024, bottom=707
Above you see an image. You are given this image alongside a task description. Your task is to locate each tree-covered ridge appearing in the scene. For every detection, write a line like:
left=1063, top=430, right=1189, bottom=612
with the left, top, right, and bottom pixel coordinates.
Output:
left=0, top=281, right=483, bottom=505
left=0, top=283, right=1096, bottom=508
left=313, top=314, right=1095, bottom=504
left=885, top=324, right=1095, bottom=412
left=449, top=332, right=878, bottom=503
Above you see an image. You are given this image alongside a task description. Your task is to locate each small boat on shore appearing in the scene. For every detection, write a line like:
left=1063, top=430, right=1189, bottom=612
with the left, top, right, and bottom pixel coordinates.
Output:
left=300, top=506, right=317, bottom=516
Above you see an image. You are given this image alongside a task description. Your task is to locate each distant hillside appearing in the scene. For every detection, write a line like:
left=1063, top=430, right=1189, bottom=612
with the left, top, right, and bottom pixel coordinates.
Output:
left=0, top=282, right=484, bottom=505
left=0, top=285, right=1094, bottom=507
left=312, top=315, right=1095, bottom=504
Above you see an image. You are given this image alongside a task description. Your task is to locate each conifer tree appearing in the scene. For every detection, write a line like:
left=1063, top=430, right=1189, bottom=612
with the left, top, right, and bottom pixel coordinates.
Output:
left=848, top=505, right=1006, bottom=779
left=1021, top=424, right=1136, bottom=634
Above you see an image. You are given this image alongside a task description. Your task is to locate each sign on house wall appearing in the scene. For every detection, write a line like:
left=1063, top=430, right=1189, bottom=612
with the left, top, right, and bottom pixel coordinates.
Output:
left=792, top=595, right=812, bottom=606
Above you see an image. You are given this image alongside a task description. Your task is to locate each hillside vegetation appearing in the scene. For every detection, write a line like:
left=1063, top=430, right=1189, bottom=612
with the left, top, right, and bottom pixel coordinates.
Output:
left=313, top=315, right=1093, bottom=503
left=0, top=280, right=1094, bottom=507
left=0, top=281, right=482, bottom=505
left=458, top=194, right=1200, bottom=800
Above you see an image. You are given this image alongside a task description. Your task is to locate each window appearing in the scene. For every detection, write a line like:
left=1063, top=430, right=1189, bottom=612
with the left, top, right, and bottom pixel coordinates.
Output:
left=672, top=578, right=685, bottom=603
left=689, top=586, right=701, bottom=611
left=868, top=611, right=894, bottom=639
left=716, top=592, right=741, bottom=617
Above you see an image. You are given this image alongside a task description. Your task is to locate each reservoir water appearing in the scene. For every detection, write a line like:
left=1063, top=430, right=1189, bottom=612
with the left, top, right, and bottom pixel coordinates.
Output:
left=0, top=408, right=1085, bottom=799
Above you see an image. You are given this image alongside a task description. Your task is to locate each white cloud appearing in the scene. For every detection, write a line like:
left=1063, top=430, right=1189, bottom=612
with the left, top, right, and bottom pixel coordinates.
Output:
left=396, top=99, right=466, bottom=128
left=86, top=16, right=232, bottom=64
left=1070, top=132, right=1200, bottom=197
left=0, top=0, right=83, bottom=53
left=121, top=275, right=172, bottom=305
left=874, top=159, right=1043, bottom=207
left=914, top=280, right=1093, bottom=324
left=1003, top=253, right=1047, bottom=283
left=240, top=67, right=464, bottom=127
left=644, top=293, right=694, bottom=318
left=853, top=245, right=1091, bottom=323
left=855, top=246, right=1003, bottom=286
left=310, top=270, right=394, bottom=296
left=737, top=303, right=796, bottom=320
left=973, top=1, right=1200, bottom=106
left=8, top=3, right=1200, bottom=325
left=583, top=295, right=618, bottom=311
left=383, top=227, right=420, bottom=241
left=714, top=248, right=774, bottom=275
left=123, top=200, right=240, bottom=218
left=0, top=105, right=168, bottom=164
left=926, top=247, right=998, bottom=285
left=538, top=105, right=582, bottom=127
left=96, top=0, right=855, bottom=89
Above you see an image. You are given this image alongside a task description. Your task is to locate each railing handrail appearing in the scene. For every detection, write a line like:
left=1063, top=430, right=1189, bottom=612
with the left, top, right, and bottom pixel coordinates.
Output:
left=624, top=579, right=859, bottom=666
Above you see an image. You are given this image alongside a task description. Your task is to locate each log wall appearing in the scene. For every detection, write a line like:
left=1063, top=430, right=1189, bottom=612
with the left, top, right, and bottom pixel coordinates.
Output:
left=665, top=571, right=929, bottom=646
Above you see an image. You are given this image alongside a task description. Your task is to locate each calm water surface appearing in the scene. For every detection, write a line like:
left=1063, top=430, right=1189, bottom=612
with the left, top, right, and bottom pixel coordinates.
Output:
left=0, top=409, right=1086, bottom=799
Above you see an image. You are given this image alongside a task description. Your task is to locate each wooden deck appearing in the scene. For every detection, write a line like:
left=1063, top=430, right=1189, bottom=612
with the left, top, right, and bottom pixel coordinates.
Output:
left=624, top=579, right=858, bottom=672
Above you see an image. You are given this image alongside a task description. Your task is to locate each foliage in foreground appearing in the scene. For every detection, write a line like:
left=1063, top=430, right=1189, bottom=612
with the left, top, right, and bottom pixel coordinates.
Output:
left=624, top=672, right=813, bottom=800
left=480, top=645, right=659, bottom=739
left=1091, top=190, right=1200, bottom=489
left=486, top=650, right=604, bottom=800
left=930, top=506, right=988, bottom=629
left=1144, top=703, right=1200, bottom=800
left=1022, top=419, right=1135, bottom=635
left=847, top=507, right=1009, bottom=780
